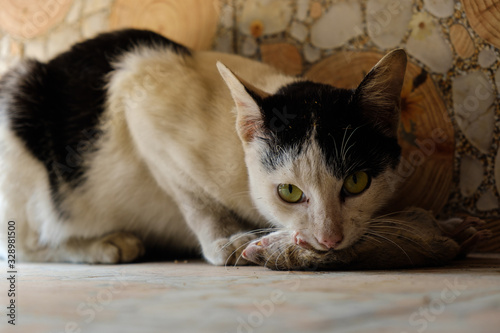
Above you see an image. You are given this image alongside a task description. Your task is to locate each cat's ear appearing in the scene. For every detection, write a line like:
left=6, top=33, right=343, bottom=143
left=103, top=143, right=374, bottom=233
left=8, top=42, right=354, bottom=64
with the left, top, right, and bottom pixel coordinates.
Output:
left=217, top=62, right=270, bottom=143
left=355, top=49, right=407, bottom=137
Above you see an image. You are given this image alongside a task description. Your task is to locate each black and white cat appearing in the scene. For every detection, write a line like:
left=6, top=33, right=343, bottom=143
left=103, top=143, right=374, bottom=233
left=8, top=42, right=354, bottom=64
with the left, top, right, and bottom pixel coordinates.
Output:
left=0, top=29, right=406, bottom=265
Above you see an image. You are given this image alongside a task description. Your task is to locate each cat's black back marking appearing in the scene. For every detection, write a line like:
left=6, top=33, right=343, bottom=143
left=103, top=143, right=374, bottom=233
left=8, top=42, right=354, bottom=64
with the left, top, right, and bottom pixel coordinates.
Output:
left=258, top=81, right=401, bottom=179
left=1, top=29, right=190, bottom=214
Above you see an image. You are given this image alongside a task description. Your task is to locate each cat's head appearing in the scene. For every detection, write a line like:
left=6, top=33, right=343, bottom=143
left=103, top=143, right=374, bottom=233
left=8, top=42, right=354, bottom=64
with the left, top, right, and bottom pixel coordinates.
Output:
left=218, top=50, right=406, bottom=252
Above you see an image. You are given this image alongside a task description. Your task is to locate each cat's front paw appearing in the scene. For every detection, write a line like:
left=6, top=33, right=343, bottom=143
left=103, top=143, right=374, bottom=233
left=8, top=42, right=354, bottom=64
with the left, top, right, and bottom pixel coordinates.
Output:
left=242, top=230, right=312, bottom=270
left=88, top=232, right=145, bottom=264
left=204, top=233, right=257, bottom=266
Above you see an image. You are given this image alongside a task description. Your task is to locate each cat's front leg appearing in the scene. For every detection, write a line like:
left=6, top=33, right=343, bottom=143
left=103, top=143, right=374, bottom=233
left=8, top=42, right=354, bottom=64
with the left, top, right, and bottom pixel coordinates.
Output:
left=176, top=194, right=257, bottom=266
left=208, top=232, right=258, bottom=266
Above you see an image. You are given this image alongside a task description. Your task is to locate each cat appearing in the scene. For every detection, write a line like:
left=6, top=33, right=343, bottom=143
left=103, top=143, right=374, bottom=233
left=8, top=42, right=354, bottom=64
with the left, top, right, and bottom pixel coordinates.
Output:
left=0, top=29, right=407, bottom=265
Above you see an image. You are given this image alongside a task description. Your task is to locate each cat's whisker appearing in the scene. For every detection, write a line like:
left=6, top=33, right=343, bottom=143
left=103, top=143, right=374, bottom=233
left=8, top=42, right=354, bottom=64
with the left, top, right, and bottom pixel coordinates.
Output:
left=287, top=244, right=304, bottom=267
left=367, top=216, right=415, bottom=228
left=369, top=227, right=425, bottom=243
left=332, top=138, right=339, bottom=160
left=264, top=245, right=285, bottom=269
left=367, top=220, right=421, bottom=232
left=360, top=233, right=382, bottom=244
left=369, top=224, right=425, bottom=238
left=329, top=133, right=341, bottom=167
left=274, top=247, right=285, bottom=270
left=367, top=220, right=423, bottom=235
left=366, top=231, right=413, bottom=264
left=341, top=125, right=360, bottom=163
left=275, top=241, right=297, bottom=270
left=232, top=246, right=251, bottom=268
left=345, top=125, right=361, bottom=146
left=344, top=161, right=362, bottom=179
left=368, top=223, right=422, bottom=235
left=359, top=236, right=380, bottom=248
left=373, top=217, right=422, bottom=223
left=224, top=237, right=257, bottom=268
left=224, top=227, right=286, bottom=268
left=369, top=229, right=431, bottom=251
left=340, top=126, right=349, bottom=163
left=342, top=143, right=356, bottom=164
left=219, top=228, right=275, bottom=253
left=281, top=243, right=299, bottom=270
left=371, top=210, right=419, bottom=220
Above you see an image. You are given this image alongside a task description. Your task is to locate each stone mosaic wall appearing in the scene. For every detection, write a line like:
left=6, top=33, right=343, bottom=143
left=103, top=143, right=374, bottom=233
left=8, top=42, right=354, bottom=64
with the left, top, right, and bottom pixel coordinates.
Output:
left=0, top=1, right=499, bottom=228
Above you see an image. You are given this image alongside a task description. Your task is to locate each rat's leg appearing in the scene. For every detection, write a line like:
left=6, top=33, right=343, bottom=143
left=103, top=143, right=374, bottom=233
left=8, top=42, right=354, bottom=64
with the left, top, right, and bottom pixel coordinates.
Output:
left=438, top=216, right=483, bottom=236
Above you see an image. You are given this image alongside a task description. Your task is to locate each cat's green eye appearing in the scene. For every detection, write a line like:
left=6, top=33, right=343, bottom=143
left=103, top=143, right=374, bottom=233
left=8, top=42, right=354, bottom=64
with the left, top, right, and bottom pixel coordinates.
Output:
left=277, top=184, right=304, bottom=203
left=343, top=171, right=370, bottom=195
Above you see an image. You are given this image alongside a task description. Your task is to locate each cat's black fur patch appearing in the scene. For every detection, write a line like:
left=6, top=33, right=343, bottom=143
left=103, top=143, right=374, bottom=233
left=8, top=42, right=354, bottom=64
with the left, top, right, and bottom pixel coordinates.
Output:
left=258, top=81, right=401, bottom=179
left=1, top=29, right=190, bottom=214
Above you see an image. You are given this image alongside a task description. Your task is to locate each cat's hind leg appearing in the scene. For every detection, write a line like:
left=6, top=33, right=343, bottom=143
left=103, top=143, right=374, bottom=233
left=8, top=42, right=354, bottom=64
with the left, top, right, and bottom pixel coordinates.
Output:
left=19, top=231, right=145, bottom=264
left=61, top=232, right=145, bottom=264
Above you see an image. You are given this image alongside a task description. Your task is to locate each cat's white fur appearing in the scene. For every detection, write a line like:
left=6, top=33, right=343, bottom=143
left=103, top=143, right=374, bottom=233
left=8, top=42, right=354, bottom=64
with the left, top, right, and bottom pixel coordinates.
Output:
left=0, top=46, right=403, bottom=264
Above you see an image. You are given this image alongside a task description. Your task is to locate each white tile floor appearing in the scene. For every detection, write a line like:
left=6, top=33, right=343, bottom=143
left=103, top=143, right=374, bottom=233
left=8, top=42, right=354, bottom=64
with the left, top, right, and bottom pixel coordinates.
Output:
left=2, top=254, right=500, bottom=333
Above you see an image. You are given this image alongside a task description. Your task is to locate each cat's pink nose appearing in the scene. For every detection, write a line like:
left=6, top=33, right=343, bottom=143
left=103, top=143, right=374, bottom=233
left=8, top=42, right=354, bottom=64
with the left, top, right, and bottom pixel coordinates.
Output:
left=316, top=234, right=344, bottom=249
